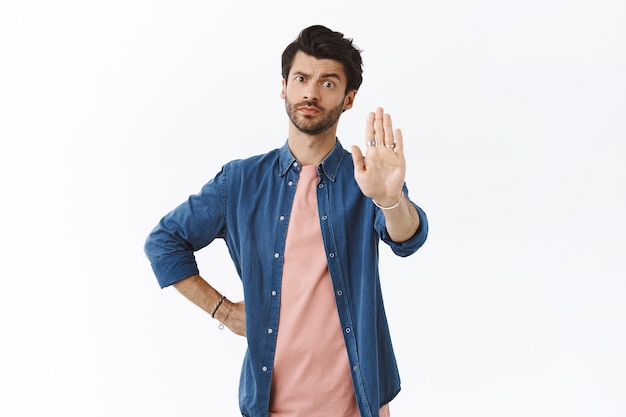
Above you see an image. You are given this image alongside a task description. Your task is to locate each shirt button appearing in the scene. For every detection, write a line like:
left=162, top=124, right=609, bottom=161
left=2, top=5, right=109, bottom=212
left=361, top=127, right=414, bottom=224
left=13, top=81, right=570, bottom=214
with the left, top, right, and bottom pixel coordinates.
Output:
left=329, top=253, right=335, bottom=258
left=262, top=366, right=268, bottom=372
left=293, top=162, right=299, bottom=167
left=274, top=253, right=280, bottom=258
left=272, top=290, right=277, bottom=296
left=279, top=215, right=285, bottom=221
left=322, top=215, right=327, bottom=220
left=318, top=184, right=324, bottom=188
left=267, top=328, right=273, bottom=334
left=288, top=180, right=294, bottom=186
left=337, top=290, right=342, bottom=296
left=345, top=327, right=351, bottom=333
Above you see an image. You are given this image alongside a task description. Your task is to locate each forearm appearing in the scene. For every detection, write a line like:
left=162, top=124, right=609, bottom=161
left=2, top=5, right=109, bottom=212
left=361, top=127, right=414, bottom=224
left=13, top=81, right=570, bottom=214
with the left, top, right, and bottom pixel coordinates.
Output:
left=173, top=274, right=246, bottom=336
left=379, top=193, right=420, bottom=243
left=173, top=274, right=222, bottom=314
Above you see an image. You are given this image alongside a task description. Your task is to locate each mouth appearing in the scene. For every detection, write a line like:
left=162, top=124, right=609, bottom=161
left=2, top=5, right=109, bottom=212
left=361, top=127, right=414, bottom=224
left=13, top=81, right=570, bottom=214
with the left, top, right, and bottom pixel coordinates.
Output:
left=297, top=104, right=321, bottom=115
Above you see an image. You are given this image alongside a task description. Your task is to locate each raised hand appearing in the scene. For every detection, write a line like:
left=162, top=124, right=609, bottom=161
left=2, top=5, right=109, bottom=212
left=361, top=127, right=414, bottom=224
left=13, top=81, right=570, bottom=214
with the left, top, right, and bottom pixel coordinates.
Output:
left=351, top=107, right=406, bottom=207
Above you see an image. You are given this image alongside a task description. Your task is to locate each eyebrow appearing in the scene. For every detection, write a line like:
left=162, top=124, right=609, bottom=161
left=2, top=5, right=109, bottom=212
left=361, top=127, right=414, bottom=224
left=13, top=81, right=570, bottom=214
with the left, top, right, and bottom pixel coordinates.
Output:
left=293, top=71, right=342, bottom=81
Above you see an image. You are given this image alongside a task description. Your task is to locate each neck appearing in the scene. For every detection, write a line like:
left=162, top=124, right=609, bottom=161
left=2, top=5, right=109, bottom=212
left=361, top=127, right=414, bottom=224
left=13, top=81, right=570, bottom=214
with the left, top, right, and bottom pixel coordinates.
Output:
left=287, top=125, right=337, bottom=166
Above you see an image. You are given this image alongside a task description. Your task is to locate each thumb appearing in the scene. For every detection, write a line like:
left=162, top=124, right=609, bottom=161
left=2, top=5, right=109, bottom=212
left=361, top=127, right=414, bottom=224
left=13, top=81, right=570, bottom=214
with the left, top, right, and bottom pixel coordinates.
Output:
left=351, top=145, right=365, bottom=172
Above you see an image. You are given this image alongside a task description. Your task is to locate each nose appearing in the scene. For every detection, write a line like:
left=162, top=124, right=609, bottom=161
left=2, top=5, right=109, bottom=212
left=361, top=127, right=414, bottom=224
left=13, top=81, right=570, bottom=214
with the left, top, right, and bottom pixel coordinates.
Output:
left=303, top=84, right=320, bottom=102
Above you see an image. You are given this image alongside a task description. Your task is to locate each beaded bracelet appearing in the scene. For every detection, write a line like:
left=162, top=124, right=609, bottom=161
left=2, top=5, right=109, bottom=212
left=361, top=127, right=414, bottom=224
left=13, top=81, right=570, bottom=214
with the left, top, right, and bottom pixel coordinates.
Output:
left=372, top=193, right=403, bottom=210
left=210, top=295, right=226, bottom=318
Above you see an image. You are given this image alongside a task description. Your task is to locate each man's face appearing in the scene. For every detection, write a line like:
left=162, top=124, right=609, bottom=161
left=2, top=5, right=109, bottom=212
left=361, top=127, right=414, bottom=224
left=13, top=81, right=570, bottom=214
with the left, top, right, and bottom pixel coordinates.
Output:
left=281, top=51, right=356, bottom=135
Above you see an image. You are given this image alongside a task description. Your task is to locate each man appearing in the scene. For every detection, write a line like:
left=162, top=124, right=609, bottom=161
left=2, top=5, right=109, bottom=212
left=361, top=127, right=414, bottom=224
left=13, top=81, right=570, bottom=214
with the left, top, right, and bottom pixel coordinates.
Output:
left=144, top=24, right=428, bottom=417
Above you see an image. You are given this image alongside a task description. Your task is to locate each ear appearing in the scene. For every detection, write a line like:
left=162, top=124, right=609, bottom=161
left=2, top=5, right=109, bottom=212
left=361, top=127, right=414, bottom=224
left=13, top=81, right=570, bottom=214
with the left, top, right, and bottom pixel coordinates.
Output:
left=343, top=89, right=357, bottom=110
left=280, top=79, right=286, bottom=99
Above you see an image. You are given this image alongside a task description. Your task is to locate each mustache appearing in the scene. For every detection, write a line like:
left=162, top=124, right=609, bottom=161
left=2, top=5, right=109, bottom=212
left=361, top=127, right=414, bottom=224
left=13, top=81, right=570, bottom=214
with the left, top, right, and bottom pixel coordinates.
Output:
left=297, top=101, right=323, bottom=110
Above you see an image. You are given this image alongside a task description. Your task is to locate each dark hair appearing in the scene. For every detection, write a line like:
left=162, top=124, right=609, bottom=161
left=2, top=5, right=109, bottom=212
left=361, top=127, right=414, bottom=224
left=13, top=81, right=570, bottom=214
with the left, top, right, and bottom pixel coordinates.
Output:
left=281, top=25, right=363, bottom=93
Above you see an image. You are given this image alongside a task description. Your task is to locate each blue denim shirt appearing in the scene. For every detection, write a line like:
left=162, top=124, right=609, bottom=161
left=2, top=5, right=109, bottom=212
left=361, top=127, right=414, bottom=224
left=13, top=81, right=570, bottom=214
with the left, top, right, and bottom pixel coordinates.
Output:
left=144, top=140, right=428, bottom=417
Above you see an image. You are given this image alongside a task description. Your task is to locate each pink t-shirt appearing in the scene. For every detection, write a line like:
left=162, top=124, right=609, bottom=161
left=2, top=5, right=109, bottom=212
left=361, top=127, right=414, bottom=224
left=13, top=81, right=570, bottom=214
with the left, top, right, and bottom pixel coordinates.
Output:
left=269, top=165, right=390, bottom=417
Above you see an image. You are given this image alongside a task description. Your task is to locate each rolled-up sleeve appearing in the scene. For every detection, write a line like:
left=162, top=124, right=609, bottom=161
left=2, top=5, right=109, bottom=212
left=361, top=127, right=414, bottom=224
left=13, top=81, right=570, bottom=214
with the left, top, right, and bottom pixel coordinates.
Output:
left=144, top=169, right=227, bottom=288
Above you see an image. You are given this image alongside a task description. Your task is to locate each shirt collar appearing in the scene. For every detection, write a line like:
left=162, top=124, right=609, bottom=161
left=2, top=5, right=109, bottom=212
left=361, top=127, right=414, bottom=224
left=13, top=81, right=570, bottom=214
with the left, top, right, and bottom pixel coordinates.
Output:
left=278, top=139, right=345, bottom=182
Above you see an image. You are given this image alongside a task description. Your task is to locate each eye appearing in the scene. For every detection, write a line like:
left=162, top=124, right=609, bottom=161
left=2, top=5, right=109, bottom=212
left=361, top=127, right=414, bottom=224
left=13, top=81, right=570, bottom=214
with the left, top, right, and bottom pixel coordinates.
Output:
left=295, top=75, right=306, bottom=83
left=323, top=81, right=334, bottom=88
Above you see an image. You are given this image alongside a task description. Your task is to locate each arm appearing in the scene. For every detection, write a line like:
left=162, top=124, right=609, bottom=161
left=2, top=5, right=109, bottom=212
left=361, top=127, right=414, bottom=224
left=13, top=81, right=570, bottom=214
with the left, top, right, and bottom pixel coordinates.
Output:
left=143, top=169, right=246, bottom=335
left=173, top=274, right=246, bottom=337
left=373, top=193, right=420, bottom=243
left=351, top=107, right=421, bottom=243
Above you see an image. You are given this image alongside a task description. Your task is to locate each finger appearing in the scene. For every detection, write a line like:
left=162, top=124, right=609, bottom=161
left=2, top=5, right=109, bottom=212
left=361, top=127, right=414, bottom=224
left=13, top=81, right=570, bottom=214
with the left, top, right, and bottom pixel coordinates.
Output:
left=350, top=145, right=365, bottom=172
left=394, top=128, right=404, bottom=155
left=383, top=113, right=395, bottom=148
left=365, top=111, right=375, bottom=147
left=374, top=107, right=384, bottom=146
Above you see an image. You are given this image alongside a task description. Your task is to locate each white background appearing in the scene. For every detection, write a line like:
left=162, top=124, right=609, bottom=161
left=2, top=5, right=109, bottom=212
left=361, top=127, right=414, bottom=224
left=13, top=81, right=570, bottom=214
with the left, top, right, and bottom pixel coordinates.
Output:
left=1, top=1, right=625, bottom=416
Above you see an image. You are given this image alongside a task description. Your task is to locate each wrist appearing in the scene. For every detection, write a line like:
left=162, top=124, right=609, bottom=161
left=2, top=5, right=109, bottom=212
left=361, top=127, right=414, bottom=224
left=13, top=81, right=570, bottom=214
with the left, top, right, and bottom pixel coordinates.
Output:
left=372, top=192, right=403, bottom=210
left=214, top=298, right=233, bottom=329
left=210, top=295, right=226, bottom=318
